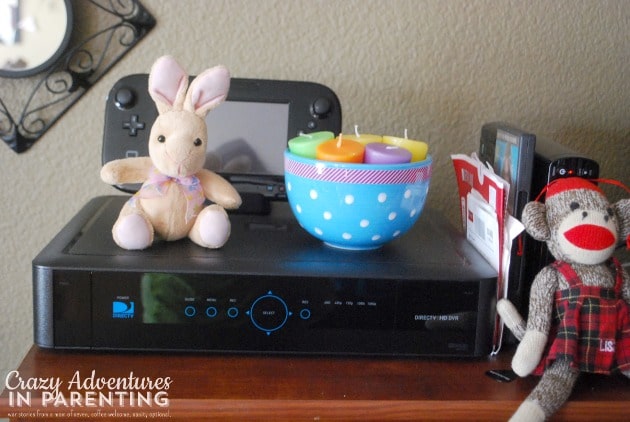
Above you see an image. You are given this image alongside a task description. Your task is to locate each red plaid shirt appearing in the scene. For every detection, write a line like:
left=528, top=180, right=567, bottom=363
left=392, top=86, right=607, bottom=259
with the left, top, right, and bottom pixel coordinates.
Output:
left=534, top=258, right=630, bottom=375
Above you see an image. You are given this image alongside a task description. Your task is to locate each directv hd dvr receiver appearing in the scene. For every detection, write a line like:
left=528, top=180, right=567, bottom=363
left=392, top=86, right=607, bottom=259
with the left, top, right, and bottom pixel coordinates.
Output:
left=33, top=196, right=497, bottom=357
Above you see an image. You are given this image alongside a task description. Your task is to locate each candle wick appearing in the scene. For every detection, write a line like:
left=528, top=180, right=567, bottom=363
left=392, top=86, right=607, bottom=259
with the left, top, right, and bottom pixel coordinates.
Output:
left=404, top=128, right=408, bottom=139
left=354, top=124, right=360, bottom=137
left=336, top=133, right=342, bottom=148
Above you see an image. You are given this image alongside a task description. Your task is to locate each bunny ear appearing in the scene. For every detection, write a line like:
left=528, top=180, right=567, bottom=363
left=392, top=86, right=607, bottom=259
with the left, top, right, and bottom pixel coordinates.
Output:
left=184, top=65, right=230, bottom=117
left=148, top=56, right=189, bottom=114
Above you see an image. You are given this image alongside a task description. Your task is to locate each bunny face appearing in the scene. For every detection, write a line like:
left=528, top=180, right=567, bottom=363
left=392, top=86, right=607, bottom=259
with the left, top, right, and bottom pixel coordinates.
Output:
left=149, top=110, right=207, bottom=178
left=147, top=56, right=230, bottom=177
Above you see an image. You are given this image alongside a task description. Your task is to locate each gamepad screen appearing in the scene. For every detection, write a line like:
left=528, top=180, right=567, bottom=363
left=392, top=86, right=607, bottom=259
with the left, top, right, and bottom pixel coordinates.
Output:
left=204, top=101, right=289, bottom=177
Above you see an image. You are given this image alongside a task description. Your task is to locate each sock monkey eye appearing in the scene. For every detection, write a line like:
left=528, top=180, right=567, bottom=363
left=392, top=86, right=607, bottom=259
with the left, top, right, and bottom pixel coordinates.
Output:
left=157, top=135, right=166, bottom=143
left=193, top=138, right=203, bottom=147
left=606, top=207, right=614, bottom=217
left=570, top=202, right=580, bottom=211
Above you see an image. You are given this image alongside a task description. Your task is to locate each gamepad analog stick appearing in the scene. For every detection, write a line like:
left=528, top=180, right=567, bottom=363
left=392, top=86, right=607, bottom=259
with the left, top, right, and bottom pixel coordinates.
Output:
left=312, top=97, right=332, bottom=118
left=115, top=88, right=136, bottom=109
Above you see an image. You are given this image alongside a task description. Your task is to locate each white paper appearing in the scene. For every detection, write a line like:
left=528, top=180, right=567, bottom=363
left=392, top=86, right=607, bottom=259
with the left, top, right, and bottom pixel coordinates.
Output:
left=466, top=189, right=500, bottom=272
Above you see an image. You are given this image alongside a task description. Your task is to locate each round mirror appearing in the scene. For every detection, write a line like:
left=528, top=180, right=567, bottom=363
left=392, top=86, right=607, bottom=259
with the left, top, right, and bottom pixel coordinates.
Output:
left=0, top=0, right=73, bottom=78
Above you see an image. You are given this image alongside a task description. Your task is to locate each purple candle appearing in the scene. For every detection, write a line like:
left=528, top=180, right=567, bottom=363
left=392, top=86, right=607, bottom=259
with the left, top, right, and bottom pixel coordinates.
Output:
left=364, top=142, right=412, bottom=164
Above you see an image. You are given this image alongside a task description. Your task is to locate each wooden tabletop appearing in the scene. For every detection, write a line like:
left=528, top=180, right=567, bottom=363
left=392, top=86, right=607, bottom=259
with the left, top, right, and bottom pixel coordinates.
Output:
left=1, top=345, right=629, bottom=421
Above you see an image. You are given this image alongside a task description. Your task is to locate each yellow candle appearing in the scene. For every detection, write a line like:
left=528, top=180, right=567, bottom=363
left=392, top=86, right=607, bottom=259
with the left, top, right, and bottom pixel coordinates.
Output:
left=383, top=130, right=428, bottom=162
left=316, top=134, right=365, bottom=163
left=343, top=125, right=383, bottom=146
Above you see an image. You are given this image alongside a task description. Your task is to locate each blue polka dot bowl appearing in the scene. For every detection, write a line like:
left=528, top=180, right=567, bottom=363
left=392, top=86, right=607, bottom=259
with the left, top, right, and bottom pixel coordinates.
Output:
left=284, top=150, right=432, bottom=250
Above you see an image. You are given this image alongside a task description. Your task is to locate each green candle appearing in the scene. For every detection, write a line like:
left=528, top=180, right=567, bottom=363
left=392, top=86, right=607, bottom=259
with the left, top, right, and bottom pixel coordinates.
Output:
left=288, top=131, right=334, bottom=158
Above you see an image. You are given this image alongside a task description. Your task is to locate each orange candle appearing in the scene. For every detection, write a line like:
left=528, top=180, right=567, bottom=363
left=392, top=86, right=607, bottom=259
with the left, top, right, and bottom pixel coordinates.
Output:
left=316, top=134, right=365, bottom=163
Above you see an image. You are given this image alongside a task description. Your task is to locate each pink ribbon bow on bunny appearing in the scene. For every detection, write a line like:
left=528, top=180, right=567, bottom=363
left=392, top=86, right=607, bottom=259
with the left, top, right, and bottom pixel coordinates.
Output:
left=131, top=167, right=205, bottom=224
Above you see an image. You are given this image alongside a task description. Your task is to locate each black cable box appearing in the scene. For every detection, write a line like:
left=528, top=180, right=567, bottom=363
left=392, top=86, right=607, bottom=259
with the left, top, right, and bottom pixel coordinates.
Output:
left=33, top=196, right=497, bottom=357
left=521, top=137, right=599, bottom=313
left=531, top=136, right=599, bottom=196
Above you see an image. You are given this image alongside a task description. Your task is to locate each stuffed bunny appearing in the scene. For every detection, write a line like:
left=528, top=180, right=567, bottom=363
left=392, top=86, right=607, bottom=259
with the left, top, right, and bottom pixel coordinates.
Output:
left=497, top=177, right=630, bottom=421
left=101, top=56, right=242, bottom=250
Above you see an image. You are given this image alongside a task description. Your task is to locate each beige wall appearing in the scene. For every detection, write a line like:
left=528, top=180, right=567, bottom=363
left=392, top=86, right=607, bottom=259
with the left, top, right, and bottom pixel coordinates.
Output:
left=1, top=0, right=628, bottom=380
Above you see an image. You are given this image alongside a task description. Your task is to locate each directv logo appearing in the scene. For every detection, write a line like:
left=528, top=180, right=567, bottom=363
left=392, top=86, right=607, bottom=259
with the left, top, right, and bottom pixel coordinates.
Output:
left=112, top=301, right=135, bottom=319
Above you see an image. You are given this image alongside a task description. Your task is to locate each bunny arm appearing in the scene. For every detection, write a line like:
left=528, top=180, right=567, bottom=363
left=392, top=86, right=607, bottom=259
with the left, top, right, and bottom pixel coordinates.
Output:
left=101, top=157, right=154, bottom=185
left=196, top=169, right=242, bottom=210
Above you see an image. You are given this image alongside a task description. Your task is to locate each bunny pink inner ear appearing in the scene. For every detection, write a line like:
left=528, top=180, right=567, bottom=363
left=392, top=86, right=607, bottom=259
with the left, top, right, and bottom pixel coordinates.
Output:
left=149, top=56, right=189, bottom=110
left=186, top=66, right=230, bottom=116
left=152, top=76, right=187, bottom=108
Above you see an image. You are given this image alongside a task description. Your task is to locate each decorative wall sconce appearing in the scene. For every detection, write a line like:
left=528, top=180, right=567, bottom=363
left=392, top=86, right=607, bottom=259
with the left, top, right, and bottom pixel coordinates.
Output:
left=0, top=0, right=155, bottom=153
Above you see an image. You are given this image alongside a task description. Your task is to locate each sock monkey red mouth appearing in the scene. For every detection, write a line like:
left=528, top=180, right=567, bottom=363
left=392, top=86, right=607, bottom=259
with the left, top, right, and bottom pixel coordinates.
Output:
left=564, top=224, right=616, bottom=250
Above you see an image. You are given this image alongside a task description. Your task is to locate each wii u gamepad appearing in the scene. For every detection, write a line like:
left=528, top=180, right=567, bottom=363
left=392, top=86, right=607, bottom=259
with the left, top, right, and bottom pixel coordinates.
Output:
left=102, top=74, right=342, bottom=199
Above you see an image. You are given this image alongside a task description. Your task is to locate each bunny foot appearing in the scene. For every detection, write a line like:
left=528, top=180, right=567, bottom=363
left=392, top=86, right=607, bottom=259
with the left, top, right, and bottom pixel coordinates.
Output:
left=113, top=213, right=154, bottom=250
left=189, top=204, right=231, bottom=248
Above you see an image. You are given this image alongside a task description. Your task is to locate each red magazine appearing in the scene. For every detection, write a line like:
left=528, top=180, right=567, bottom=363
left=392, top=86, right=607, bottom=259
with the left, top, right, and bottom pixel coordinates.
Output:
left=451, top=153, right=523, bottom=354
